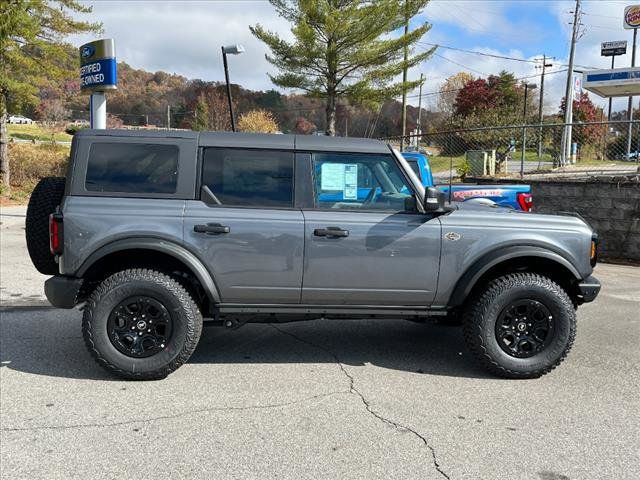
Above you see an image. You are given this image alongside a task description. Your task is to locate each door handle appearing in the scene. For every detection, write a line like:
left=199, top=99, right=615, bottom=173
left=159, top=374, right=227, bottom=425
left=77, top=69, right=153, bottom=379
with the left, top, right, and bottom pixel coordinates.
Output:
left=314, top=226, right=349, bottom=238
left=194, top=223, right=230, bottom=235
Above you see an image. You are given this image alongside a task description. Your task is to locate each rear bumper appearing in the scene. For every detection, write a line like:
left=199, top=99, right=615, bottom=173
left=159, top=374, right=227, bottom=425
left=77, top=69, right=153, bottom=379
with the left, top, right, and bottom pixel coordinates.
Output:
left=577, top=275, right=601, bottom=303
left=44, top=276, right=83, bottom=309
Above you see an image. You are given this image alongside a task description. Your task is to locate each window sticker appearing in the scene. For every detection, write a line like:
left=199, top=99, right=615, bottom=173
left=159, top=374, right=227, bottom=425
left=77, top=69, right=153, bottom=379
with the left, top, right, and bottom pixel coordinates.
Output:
left=343, top=164, right=358, bottom=199
left=320, top=163, right=345, bottom=190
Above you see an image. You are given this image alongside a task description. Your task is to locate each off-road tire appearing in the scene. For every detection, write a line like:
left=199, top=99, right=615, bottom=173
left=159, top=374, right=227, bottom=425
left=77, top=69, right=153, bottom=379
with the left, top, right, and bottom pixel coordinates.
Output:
left=83, top=269, right=203, bottom=380
left=462, top=273, right=576, bottom=379
left=25, top=176, right=66, bottom=274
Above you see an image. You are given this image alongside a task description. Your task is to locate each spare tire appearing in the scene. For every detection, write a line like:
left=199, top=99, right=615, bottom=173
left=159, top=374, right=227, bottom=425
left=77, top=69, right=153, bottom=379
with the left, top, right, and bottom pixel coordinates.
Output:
left=25, top=176, right=66, bottom=275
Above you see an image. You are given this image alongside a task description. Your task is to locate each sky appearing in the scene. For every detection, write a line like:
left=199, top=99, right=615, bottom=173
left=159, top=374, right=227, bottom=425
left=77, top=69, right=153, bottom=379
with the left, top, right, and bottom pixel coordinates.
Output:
left=72, top=0, right=640, bottom=115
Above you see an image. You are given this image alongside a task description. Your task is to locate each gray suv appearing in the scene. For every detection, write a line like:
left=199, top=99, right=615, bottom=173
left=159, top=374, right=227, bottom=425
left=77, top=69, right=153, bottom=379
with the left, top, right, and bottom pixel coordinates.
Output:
left=25, top=129, right=600, bottom=380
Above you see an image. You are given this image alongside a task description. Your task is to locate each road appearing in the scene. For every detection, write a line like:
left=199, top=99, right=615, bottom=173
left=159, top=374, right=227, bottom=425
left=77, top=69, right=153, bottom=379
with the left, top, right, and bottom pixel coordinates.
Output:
left=1, top=206, right=639, bottom=480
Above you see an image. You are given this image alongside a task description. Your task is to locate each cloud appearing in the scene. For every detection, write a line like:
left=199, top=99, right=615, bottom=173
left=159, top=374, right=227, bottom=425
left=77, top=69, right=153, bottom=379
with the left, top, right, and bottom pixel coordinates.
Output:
left=74, top=1, right=291, bottom=91
left=71, top=0, right=639, bottom=116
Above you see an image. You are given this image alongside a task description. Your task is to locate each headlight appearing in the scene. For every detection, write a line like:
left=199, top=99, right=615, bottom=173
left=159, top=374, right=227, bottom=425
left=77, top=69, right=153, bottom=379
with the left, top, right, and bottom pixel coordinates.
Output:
left=590, top=233, right=598, bottom=267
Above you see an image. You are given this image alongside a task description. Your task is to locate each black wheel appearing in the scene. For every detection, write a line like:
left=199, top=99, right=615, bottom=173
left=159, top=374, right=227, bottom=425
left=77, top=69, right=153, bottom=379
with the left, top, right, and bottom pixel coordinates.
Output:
left=25, top=176, right=66, bottom=274
left=83, top=269, right=203, bottom=380
left=462, top=273, right=576, bottom=379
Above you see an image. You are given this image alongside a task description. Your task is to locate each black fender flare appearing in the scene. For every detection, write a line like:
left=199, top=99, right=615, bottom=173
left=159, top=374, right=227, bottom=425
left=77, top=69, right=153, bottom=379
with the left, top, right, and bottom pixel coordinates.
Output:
left=77, top=237, right=221, bottom=304
left=447, top=245, right=582, bottom=307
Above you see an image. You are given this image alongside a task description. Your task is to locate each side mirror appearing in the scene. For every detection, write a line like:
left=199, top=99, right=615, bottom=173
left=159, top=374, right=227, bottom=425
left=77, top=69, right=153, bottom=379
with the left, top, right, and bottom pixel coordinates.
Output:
left=423, top=187, right=445, bottom=212
left=404, top=195, right=418, bottom=212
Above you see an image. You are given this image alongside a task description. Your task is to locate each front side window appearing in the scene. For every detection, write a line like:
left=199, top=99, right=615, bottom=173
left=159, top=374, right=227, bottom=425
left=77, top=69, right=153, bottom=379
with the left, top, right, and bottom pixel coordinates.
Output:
left=201, top=148, right=294, bottom=208
left=86, top=143, right=178, bottom=194
left=312, top=153, right=414, bottom=211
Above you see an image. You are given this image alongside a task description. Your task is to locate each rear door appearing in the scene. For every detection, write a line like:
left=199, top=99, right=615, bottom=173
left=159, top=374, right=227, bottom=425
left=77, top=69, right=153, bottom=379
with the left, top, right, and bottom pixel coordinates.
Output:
left=301, top=152, right=441, bottom=306
left=183, top=147, right=304, bottom=304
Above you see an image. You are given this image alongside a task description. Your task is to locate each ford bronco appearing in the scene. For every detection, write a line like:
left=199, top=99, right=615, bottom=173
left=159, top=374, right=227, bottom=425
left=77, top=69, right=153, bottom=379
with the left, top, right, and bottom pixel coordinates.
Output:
left=25, top=129, right=600, bottom=380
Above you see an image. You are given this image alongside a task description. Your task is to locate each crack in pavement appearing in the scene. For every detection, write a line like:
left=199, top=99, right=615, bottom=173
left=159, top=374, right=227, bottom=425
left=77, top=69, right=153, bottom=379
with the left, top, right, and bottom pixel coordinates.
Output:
left=1, top=390, right=348, bottom=432
left=269, top=324, right=451, bottom=480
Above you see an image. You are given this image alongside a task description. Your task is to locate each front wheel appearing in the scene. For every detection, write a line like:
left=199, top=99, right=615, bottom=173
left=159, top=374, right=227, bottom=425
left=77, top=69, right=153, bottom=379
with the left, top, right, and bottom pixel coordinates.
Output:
left=462, top=273, right=576, bottom=379
left=83, top=269, right=203, bottom=380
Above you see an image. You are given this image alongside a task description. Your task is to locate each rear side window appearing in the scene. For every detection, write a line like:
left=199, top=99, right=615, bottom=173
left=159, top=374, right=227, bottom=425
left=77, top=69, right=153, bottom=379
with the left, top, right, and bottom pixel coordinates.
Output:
left=201, top=148, right=294, bottom=208
left=86, top=143, right=179, bottom=194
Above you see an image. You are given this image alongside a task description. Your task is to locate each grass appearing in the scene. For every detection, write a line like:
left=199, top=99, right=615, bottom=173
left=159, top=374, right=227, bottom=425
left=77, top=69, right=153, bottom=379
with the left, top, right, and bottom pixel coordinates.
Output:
left=0, top=143, right=70, bottom=203
left=7, top=124, right=72, bottom=143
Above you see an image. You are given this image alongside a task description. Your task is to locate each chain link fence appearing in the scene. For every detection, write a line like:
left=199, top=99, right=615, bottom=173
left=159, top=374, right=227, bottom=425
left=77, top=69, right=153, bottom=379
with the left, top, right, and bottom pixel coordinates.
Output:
left=383, top=120, right=640, bottom=178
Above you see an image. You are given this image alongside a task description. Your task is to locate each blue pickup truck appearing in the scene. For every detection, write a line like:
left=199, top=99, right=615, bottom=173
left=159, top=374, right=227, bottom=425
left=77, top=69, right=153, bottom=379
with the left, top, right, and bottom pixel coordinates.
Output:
left=401, top=151, right=533, bottom=211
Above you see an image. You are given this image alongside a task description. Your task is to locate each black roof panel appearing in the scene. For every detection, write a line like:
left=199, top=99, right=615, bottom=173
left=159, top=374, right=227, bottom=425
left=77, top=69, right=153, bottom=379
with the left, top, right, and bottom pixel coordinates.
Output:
left=295, top=134, right=389, bottom=154
left=75, top=129, right=390, bottom=154
left=198, top=131, right=295, bottom=149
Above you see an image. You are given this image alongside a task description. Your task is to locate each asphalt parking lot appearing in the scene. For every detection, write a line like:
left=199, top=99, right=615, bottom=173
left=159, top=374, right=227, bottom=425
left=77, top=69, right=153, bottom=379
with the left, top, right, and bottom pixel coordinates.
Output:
left=1, top=206, right=639, bottom=480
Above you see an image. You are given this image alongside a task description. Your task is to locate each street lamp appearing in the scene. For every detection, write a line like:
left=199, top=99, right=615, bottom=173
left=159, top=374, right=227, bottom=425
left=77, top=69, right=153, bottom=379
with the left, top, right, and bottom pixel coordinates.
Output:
left=221, top=44, right=245, bottom=132
left=521, top=82, right=537, bottom=178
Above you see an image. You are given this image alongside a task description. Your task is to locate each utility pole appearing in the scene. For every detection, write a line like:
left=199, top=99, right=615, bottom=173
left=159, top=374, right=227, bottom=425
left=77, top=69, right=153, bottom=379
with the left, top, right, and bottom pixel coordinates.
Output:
left=416, top=73, right=424, bottom=149
left=561, top=0, right=581, bottom=166
left=536, top=55, right=552, bottom=159
left=626, top=28, right=638, bottom=158
left=607, top=55, right=616, bottom=121
left=400, top=0, right=409, bottom=151
left=166, top=105, right=171, bottom=130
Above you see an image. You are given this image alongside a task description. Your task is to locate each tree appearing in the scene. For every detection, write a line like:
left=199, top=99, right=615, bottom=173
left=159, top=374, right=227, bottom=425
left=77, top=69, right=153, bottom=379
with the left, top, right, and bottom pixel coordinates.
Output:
left=558, top=92, right=605, bottom=148
left=453, top=78, right=497, bottom=117
left=294, top=116, right=315, bottom=134
left=453, top=72, right=536, bottom=119
left=237, top=109, right=280, bottom=133
left=250, top=0, right=435, bottom=136
left=192, top=93, right=210, bottom=131
left=0, top=0, right=101, bottom=189
left=437, top=72, right=473, bottom=115
left=35, top=98, right=70, bottom=124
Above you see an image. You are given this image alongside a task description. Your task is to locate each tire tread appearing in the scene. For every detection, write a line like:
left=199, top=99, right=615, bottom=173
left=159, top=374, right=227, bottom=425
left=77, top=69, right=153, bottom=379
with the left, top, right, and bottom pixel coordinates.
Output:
left=82, top=268, right=203, bottom=380
left=462, top=272, right=576, bottom=379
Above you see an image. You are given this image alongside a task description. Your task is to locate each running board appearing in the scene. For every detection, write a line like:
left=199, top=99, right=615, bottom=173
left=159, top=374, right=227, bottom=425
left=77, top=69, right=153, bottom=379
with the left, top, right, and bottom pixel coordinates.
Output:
left=215, top=304, right=448, bottom=317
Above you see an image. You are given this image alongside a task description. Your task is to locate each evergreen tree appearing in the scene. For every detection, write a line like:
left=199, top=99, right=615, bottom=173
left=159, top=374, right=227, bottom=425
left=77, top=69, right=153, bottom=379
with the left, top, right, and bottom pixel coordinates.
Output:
left=0, top=0, right=101, bottom=189
left=250, top=0, right=434, bottom=136
left=192, top=93, right=210, bottom=131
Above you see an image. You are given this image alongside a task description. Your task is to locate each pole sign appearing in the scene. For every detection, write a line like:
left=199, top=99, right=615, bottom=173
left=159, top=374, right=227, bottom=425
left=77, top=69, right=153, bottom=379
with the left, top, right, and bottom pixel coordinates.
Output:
left=601, top=41, right=627, bottom=57
left=624, top=5, right=640, bottom=29
left=79, top=39, right=117, bottom=92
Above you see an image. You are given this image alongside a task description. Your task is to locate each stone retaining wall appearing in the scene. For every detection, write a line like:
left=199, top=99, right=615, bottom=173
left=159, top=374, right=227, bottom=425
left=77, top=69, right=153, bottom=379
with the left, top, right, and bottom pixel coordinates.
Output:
left=466, top=175, right=640, bottom=262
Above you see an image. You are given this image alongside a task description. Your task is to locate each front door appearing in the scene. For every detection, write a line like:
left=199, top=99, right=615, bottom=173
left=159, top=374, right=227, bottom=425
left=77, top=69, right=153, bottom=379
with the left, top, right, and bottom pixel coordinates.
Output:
left=183, top=147, right=304, bottom=304
left=302, top=152, right=441, bottom=306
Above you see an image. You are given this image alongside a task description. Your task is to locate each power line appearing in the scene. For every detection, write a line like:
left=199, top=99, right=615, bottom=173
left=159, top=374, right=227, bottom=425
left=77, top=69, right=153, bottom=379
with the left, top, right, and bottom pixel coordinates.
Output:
left=420, top=41, right=552, bottom=65
left=433, top=52, right=488, bottom=76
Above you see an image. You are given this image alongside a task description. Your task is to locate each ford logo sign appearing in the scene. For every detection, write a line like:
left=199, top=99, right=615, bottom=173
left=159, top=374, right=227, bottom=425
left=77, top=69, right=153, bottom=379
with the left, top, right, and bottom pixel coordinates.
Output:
left=80, top=45, right=95, bottom=59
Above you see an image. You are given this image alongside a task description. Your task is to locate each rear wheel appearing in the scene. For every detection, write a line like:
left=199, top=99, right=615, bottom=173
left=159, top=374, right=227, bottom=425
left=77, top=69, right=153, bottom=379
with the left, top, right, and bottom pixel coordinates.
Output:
left=83, top=269, right=203, bottom=380
left=462, top=273, right=576, bottom=379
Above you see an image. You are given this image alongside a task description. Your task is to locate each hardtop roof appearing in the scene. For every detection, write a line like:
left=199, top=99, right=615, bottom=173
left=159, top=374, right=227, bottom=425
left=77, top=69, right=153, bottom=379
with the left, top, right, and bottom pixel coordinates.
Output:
left=77, top=129, right=390, bottom=154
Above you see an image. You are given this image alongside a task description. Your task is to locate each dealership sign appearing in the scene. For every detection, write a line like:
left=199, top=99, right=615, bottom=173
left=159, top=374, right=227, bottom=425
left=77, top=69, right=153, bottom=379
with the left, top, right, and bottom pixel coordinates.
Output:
left=601, top=41, right=627, bottom=57
left=79, top=39, right=117, bottom=91
left=624, top=5, right=640, bottom=29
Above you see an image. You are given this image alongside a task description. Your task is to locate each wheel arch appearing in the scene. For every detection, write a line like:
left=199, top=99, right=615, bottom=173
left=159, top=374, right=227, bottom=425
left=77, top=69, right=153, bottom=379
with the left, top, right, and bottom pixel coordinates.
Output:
left=448, top=246, right=582, bottom=308
left=77, top=238, right=221, bottom=310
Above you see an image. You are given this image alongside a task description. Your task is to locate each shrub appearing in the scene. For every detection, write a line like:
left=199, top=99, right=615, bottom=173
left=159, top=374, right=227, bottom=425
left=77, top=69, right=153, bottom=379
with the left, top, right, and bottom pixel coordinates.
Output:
left=65, top=124, right=87, bottom=135
left=7, top=143, right=69, bottom=188
left=237, top=109, right=279, bottom=133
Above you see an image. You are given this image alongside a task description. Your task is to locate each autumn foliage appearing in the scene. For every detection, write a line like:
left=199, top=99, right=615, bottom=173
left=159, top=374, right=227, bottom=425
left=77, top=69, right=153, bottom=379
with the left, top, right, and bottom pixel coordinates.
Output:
left=237, top=110, right=280, bottom=134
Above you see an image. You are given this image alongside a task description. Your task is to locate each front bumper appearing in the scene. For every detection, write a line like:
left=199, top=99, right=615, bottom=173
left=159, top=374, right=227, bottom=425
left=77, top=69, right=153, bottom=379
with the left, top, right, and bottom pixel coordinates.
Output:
left=577, top=275, right=601, bottom=303
left=44, top=276, right=83, bottom=309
